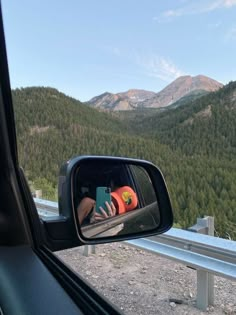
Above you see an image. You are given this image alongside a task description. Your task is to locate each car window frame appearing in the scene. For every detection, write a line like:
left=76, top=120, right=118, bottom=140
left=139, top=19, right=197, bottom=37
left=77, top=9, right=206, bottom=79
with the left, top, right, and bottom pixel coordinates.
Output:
left=0, top=4, right=124, bottom=314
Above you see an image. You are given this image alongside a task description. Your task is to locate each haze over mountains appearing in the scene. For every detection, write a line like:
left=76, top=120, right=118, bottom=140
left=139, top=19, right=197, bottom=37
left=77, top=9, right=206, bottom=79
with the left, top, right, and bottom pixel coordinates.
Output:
left=88, top=75, right=223, bottom=111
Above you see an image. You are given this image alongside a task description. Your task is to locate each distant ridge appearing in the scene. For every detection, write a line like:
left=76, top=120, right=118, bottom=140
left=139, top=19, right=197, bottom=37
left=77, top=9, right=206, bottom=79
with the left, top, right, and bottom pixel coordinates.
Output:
left=87, top=75, right=223, bottom=111
left=142, top=75, right=223, bottom=108
left=88, top=89, right=156, bottom=111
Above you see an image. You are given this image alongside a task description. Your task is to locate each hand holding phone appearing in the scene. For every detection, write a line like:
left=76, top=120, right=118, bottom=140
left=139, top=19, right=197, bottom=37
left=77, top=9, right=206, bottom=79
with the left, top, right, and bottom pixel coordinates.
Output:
left=95, top=187, right=111, bottom=215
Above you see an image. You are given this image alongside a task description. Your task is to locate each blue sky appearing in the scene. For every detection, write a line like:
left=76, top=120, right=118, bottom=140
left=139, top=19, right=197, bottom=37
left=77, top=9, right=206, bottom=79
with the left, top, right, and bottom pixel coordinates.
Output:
left=2, top=1, right=236, bottom=101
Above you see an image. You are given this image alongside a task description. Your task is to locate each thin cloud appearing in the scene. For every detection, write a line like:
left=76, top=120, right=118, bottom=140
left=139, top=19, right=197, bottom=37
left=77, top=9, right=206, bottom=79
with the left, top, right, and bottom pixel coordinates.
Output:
left=136, top=54, right=186, bottom=82
left=224, top=0, right=236, bottom=7
left=104, top=47, right=186, bottom=82
left=154, top=0, right=236, bottom=22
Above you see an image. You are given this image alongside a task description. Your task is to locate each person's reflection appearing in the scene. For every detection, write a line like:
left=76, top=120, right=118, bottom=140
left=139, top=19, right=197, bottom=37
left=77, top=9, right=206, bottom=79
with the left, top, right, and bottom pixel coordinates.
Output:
left=77, top=186, right=138, bottom=225
left=77, top=197, right=116, bottom=225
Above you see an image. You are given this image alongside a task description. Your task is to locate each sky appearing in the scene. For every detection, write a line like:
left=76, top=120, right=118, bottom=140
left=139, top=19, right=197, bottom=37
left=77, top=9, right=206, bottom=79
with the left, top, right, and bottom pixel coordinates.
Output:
left=2, top=0, right=236, bottom=102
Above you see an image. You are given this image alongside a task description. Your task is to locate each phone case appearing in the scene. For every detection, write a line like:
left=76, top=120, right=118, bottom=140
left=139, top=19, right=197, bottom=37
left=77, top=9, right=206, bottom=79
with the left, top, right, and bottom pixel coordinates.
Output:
left=96, top=187, right=111, bottom=214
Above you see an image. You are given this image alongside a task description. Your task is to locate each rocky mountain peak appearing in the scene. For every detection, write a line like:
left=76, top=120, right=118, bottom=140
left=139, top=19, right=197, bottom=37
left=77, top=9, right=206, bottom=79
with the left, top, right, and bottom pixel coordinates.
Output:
left=87, top=75, right=223, bottom=111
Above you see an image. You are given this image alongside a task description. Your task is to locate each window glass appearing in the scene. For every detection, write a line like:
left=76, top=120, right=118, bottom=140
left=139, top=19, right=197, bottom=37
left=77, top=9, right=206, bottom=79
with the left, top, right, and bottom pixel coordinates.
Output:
left=2, top=1, right=236, bottom=313
left=130, top=165, right=157, bottom=205
left=3, top=0, right=236, bottom=242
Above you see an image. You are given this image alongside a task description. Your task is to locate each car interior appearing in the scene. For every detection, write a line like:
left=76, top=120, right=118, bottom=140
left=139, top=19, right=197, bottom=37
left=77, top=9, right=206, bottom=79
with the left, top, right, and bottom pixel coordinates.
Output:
left=74, top=162, right=134, bottom=210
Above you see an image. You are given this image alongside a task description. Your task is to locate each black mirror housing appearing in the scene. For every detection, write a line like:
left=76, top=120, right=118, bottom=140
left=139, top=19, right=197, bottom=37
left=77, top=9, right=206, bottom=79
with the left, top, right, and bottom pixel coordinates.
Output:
left=58, top=155, right=173, bottom=245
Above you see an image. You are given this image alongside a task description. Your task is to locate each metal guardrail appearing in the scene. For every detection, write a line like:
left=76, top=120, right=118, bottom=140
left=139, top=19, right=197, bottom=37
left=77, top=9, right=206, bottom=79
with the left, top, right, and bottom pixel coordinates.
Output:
left=34, top=198, right=59, bottom=216
left=34, top=198, right=236, bottom=311
left=127, top=238, right=236, bottom=279
left=151, top=228, right=236, bottom=265
left=127, top=235, right=236, bottom=310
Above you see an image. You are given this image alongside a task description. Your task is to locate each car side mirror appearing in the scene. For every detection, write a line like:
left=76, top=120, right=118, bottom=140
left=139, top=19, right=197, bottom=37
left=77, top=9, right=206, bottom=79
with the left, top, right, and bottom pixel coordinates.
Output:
left=58, top=156, right=173, bottom=244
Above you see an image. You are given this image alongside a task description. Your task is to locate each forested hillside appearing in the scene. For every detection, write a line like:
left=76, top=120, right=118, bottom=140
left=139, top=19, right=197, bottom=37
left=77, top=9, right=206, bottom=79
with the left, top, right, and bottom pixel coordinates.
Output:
left=130, top=81, right=236, bottom=238
left=12, top=85, right=236, bottom=239
left=135, top=81, right=236, bottom=158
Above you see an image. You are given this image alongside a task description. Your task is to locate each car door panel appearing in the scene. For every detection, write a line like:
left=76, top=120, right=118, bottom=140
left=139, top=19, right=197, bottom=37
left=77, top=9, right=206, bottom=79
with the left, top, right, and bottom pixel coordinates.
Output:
left=0, top=246, right=82, bottom=315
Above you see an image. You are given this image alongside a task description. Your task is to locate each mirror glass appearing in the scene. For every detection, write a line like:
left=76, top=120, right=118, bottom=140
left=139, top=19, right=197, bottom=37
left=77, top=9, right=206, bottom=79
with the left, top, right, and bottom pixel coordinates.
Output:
left=73, top=160, right=161, bottom=239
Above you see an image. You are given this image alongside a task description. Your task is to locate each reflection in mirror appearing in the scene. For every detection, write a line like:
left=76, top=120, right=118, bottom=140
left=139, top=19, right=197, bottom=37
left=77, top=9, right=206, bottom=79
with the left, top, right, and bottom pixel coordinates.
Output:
left=73, top=160, right=160, bottom=239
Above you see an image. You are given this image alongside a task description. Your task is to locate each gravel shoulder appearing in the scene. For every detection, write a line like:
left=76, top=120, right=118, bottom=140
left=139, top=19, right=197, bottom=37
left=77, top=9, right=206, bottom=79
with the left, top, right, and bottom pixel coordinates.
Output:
left=56, top=242, right=236, bottom=315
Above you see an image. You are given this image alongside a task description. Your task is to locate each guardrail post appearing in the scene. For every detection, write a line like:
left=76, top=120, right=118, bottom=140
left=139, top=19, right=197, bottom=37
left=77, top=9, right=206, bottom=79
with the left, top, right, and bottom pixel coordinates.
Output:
left=188, top=216, right=214, bottom=310
left=35, top=190, right=42, bottom=198
left=83, top=245, right=96, bottom=256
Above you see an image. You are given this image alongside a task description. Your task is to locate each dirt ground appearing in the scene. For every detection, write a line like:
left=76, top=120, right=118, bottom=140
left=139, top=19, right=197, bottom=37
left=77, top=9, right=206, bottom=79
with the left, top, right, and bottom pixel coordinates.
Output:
left=56, top=242, right=236, bottom=315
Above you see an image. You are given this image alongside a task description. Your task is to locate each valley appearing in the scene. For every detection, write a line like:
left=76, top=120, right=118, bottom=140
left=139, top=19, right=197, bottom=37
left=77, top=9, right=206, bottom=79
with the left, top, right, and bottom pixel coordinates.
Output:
left=12, top=79, right=236, bottom=239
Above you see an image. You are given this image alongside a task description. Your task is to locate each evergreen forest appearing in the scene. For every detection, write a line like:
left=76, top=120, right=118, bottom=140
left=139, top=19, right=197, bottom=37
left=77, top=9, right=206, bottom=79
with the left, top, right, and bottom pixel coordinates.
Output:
left=12, top=82, right=236, bottom=239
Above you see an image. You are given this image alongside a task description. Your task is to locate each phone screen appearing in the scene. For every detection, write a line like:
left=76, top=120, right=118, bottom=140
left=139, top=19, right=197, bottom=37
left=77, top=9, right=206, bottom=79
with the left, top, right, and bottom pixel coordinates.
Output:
left=95, top=187, right=111, bottom=214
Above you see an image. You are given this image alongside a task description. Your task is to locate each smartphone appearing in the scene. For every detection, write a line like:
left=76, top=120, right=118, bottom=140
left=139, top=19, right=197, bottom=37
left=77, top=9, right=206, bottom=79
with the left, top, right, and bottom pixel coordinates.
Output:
left=95, top=187, right=111, bottom=214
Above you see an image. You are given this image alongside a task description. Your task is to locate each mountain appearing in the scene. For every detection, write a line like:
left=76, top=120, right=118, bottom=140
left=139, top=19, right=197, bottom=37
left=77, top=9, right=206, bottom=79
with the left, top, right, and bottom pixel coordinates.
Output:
left=12, top=87, right=130, bottom=184
left=88, top=89, right=156, bottom=111
left=160, top=89, right=209, bottom=110
left=12, top=87, right=168, bottom=185
left=141, top=75, right=223, bottom=108
left=126, top=81, right=236, bottom=238
left=13, top=87, right=125, bottom=135
left=134, top=80, right=236, bottom=158
left=12, top=84, right=236, bottom=239
left=87, top=75, right=223, bottom=111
